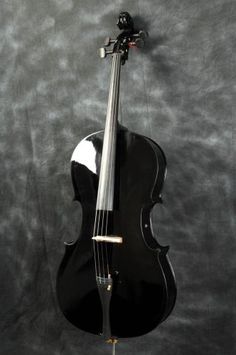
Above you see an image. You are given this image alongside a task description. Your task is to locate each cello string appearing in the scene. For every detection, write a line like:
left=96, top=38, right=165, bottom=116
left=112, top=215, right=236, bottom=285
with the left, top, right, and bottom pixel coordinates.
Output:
left=103, top=140, right=115, bottom=280
left=99, top=209, right=109, bottom=280
left=94, top=209, right=102, bottom=278
left=105, top=209, right=110, bottom=277
left=98, top=53, right=120, bottom=283
left=95, top=209, right=106, bottom=282
left=103, top=169, right=111, bottom=279
left=100, top=209, right=106, bottom=280
left=98, top=209, right=104, bottom=280
left=92, top=210, right=99, bottom=277
left=105, top=116, right=116, bottom=279
left=105, top=54, right=118, bottom=278
left=93, top=209, right=100, bottom=278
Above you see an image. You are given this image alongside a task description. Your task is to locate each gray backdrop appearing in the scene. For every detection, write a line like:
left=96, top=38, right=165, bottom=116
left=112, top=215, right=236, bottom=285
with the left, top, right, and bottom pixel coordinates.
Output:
left=0, top=0, right=235, bottom=354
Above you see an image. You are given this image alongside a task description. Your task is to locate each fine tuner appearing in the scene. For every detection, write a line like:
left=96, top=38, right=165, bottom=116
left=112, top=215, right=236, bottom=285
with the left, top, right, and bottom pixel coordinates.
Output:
left=98, top=12, right=148, bottom=63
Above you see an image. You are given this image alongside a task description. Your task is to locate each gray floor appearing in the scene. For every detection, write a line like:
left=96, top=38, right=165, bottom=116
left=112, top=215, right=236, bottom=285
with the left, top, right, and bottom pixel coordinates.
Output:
left=0, top=1, right=235, bottom=354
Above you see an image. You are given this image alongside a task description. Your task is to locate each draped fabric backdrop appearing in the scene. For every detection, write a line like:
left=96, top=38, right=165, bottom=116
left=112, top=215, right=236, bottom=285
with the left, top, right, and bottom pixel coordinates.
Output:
left=0, top=0, right=235, bottom=354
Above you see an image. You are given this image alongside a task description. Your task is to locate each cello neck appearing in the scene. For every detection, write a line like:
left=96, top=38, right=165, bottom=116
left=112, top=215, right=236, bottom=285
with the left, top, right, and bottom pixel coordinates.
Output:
left=96, top=53, right=122, bottom=211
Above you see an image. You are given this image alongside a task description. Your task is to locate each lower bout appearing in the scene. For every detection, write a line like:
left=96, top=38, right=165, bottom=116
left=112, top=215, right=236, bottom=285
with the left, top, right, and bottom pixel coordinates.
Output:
left=59, top=286, right=169, bottom=338
left=110, top=293, right=167, bottom=338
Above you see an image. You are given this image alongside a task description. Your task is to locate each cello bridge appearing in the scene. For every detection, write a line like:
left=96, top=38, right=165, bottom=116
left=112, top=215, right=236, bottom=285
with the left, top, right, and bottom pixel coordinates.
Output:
left=92, top=235, right=123, bottom=244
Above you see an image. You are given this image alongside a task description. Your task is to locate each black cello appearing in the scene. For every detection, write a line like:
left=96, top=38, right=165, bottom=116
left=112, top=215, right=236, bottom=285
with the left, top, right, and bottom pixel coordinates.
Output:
left=57, top=12, right=176, bottom=348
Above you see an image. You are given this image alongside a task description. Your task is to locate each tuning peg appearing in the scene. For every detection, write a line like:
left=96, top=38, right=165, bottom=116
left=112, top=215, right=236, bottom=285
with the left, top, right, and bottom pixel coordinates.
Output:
left=104, top=37, right=116, bottom=47
left=98, top=47, right=113, bottom=59
left=130, top=31, right=148, bottom=48
left=138, top=30, right=149, bottom=39
left=135, top=38, right=145, bottom=48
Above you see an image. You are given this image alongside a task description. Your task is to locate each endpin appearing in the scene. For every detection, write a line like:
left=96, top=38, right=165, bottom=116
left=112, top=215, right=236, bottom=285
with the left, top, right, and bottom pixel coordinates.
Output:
left=106, top=338, right=118, bottom=355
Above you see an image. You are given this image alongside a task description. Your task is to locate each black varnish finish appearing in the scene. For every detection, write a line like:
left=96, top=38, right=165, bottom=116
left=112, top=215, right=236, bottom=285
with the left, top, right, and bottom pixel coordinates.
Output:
left=56, top=12, right=176, bottom=341
left=56, top=126, right=177, bottom=338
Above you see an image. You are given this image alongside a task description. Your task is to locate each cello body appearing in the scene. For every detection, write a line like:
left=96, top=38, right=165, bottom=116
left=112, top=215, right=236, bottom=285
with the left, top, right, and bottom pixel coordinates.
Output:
left=56, top=126, right=176, bottom=338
